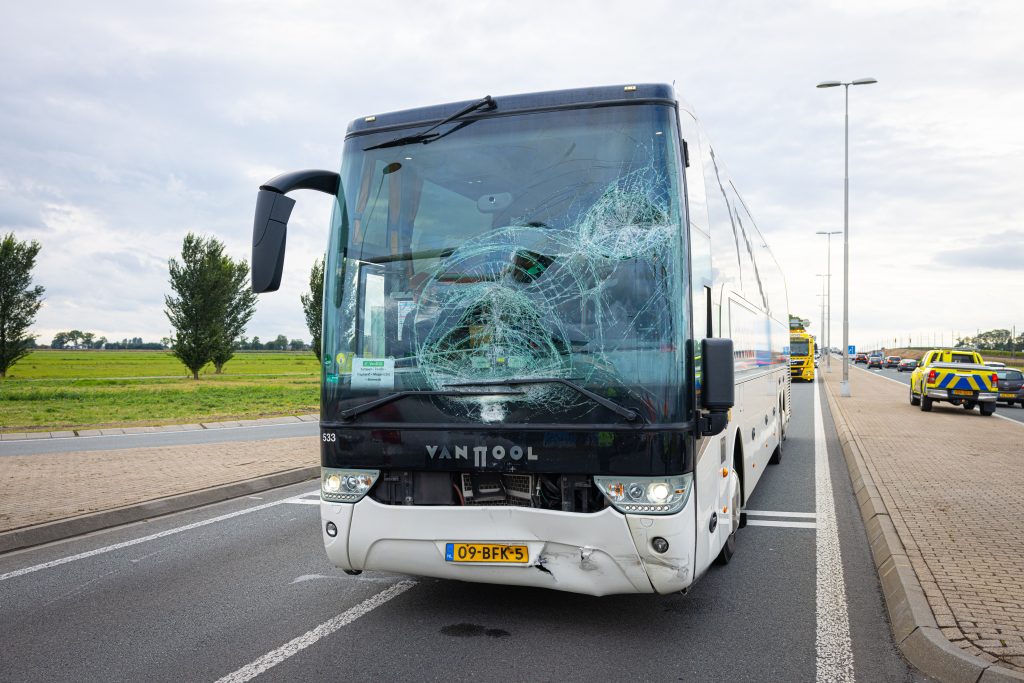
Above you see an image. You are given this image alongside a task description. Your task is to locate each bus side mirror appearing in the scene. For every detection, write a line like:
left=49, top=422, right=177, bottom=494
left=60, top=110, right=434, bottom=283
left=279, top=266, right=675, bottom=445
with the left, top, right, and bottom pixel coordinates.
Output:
left=252, top=190, right=295, bottom=293
left=700, top=338, right=734, bottom=436
left=251, top=169, right=341, bottom=293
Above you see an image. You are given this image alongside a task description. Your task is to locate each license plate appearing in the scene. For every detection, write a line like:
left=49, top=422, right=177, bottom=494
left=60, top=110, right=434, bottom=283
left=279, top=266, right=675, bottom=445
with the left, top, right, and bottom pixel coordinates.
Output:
left=1001, top=393, right=1016, bottom=398
left=445, top=543, right=529, bottom=564
left=952, top=390, right=973, bottom=396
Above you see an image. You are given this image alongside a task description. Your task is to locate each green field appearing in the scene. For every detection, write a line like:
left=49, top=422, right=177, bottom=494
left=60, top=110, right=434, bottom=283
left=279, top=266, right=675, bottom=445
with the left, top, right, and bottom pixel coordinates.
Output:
left=0, top=351, right=321, bottom=433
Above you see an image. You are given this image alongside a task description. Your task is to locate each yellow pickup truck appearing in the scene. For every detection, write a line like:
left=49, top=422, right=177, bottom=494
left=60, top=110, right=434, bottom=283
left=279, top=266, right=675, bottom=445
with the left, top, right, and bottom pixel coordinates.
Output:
left=909, top=349, right=999, bottom=416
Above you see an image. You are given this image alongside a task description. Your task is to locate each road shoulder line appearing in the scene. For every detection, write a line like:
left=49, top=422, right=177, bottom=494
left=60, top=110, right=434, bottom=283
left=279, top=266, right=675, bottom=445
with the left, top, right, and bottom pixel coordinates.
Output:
left=0, top=465, right=319, bottom=555
left=820, top=375, right=1018, bottom=683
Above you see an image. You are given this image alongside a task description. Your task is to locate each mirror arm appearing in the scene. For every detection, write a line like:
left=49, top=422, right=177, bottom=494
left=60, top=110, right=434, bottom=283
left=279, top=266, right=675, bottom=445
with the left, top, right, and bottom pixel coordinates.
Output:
left=251, top=169, right=340, bottom=294
left=260, top=169, right=340, bottom=197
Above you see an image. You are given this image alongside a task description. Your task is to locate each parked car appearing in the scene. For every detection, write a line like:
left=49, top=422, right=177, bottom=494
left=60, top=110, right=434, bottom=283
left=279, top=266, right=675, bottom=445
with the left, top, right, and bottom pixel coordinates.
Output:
left=897, top=358, right=918, bottom=372
left=995, top=368, right=1024, bottom=407
left=854, top=353, right=868, bottom=364
left=867, top=354, right=884, bottom=368
left=884, top=356, right=901, bottom=368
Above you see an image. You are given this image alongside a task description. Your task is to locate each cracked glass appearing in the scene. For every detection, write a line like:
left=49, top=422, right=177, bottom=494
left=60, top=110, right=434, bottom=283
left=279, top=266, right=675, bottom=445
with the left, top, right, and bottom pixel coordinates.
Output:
left=322, top=104, right=690, bottom=425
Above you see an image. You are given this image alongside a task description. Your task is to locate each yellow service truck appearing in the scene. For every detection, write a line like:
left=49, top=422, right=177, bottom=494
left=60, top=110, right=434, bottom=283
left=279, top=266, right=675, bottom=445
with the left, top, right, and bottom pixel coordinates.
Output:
left=909, top=349, right=999, bottom=416
left=789, top=321, right=815, bottom=382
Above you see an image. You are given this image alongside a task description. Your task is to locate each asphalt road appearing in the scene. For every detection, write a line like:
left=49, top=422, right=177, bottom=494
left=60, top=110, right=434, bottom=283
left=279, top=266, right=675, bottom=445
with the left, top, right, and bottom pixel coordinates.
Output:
left=0, top=420, right=319, bottom=457
left=0, top=383, right=928, bottom=682
left=849, top=361, right=1024, bottom=425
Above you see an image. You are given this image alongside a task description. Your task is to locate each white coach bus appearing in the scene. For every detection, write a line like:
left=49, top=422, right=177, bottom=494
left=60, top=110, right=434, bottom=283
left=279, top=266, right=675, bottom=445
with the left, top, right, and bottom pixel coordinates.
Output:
left=250, top=84, right=790, bottom=595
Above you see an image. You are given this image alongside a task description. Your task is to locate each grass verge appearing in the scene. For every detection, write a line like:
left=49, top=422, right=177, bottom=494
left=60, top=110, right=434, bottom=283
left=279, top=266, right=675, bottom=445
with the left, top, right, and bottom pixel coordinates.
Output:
left=0, top=351, right=320, bottom=432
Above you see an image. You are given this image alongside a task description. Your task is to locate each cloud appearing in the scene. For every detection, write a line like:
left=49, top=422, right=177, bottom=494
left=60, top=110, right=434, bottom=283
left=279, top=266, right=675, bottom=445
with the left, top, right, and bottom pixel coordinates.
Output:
left=0, top=0, right=1022, bottom=348
left=934, top=231, right=1024, bottom=271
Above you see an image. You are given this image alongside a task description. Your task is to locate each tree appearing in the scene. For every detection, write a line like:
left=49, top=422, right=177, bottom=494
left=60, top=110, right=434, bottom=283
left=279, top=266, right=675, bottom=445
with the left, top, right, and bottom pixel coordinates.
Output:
left=300, top=256, right=325, bottom=360
left=51, top=331, right=72, bottom=349
left=0, top=233, right=45, bottom=378
left=165, top=234, right=245, bottom=379
left=289, top=338, right=305, bottom=351
left=166, top=234, right=259, bottom=377
left=210, top=253, right=258, bottom=374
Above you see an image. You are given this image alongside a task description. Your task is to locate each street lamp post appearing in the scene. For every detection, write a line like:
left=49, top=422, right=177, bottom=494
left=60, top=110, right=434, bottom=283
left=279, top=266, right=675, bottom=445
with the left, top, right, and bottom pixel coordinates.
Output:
left=816, top=76, right=877, bottom=397
left=815, top=274, right=827, bottom=356
left=816, top=230, right=841, bottom=371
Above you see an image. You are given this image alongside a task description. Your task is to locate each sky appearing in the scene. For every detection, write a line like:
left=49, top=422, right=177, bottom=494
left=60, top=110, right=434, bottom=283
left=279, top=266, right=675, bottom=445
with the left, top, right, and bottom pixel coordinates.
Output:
left=2, top=0, right=1022, bottom=351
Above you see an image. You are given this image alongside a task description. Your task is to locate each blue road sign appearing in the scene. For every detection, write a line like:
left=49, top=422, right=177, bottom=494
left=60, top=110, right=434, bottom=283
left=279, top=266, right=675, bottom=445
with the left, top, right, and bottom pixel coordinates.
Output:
left=848, top=345, right=856, bottom=355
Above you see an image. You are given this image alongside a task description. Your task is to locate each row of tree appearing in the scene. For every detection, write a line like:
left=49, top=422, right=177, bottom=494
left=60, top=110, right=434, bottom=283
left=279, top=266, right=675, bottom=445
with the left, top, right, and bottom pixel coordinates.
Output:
left=0, top=231, right=326, bottom=379
left=238, top=335, right=307, bottom=351
left=51, top=330, right=109, bottom=349
left=955, top=329, right=1024, bottom=352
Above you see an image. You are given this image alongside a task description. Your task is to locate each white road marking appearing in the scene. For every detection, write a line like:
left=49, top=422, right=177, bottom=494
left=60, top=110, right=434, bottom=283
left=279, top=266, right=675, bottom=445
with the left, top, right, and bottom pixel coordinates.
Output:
left=746, top=520, right=817, bottom=529
left=744, top=510, right=817, bottom=518
left=0, top=489, right=319, bottom=582
left=814, top=378, right=855, bottom=682
left=283, top=499, right=320, bottom=505
left=290, top=573, right=395, bottom=585
left=215, top=580, right=417, bottom=683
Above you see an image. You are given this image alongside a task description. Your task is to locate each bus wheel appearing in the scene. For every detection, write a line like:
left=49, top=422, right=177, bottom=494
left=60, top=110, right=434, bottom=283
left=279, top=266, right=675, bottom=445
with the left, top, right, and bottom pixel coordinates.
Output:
left=909, top=385, right=920, bottom=406
left=715, top=472, right=742, bottom=565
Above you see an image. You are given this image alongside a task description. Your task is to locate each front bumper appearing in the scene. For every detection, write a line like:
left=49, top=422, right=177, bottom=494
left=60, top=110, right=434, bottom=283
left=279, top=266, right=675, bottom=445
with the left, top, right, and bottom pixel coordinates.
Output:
left=320, top=496, right=697, bottom=596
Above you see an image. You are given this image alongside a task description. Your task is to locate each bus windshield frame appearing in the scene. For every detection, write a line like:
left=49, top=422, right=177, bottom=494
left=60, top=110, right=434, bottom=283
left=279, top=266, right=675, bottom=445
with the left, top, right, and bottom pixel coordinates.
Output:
left=321, top=103, right=692, bottom=429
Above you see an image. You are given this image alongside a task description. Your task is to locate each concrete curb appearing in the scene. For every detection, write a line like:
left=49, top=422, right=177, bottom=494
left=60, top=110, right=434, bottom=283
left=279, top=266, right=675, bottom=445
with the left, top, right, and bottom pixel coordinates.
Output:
left=822, top=378, right=1024, bottom=683
left=0, top=465, right=320, bottom=555
left=0, top=414, right=320, bottom=440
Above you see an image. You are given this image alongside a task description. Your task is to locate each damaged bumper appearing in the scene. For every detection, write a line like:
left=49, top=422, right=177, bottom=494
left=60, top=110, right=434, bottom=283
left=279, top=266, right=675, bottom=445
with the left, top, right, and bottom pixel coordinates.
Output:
left=321, top=496, right=696, bottom=596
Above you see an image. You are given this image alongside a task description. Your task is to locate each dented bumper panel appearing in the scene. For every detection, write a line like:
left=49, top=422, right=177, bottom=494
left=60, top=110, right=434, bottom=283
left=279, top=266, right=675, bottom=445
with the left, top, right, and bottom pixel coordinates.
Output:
left=321, top=496, right=697, bottom=596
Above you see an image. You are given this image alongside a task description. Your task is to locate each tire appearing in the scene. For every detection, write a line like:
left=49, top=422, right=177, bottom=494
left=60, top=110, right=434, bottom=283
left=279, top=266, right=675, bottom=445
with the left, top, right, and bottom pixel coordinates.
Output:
left=910, top=385, right=920, bottom=406
left=964, top=401, right=976, bottom=410
left=715, top=471, right=742, bottom=565
left=921, top=393, right=933, bottom=412
left=980, top=403, right=995, bottom=416
left=769, top=436, right=783, bottom=465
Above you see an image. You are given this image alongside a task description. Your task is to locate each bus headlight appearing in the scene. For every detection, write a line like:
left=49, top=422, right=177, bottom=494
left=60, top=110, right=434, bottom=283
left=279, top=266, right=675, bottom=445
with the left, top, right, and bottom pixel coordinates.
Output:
left=321, top=468, right=379, bottom=503
left=593, top=474, right=692, bottom=515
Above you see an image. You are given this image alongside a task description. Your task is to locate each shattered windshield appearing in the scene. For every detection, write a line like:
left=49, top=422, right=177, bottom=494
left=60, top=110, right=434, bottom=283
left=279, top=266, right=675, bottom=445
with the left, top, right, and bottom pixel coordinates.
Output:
left=322, top=104, right=690, bottom=425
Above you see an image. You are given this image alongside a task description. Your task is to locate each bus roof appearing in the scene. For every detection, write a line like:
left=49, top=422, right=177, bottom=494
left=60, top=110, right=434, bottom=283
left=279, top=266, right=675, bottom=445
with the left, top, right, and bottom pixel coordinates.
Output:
left=346, top=83, right=679, bottom=137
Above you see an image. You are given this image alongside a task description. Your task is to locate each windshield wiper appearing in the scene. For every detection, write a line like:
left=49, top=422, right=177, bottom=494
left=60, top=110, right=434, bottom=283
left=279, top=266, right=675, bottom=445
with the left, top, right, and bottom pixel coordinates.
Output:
left=444, top=377, right=641, bottom=422
left=364, top=95, right=496, bottom=151
left=340, top=387, right=522, bottom=420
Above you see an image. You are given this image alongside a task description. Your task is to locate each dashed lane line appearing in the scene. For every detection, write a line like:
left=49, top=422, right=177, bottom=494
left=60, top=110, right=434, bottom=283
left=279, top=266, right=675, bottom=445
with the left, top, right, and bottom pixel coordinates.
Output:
left=214, top=580, right=417, bottom=683
left=815, top=376, right=855, bottom=682
left=746, top=520, right=817, bottom=529
left=0, top=490, right=318, bottom=582
left=745, top=510, right=817, bottom=518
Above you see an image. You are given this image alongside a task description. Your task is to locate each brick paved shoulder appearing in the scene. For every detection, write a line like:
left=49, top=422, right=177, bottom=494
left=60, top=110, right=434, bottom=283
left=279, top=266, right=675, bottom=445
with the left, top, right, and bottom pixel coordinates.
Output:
left=824, top=367, right=1024, bottom=672
left=0, top=437, right=317, bottom=533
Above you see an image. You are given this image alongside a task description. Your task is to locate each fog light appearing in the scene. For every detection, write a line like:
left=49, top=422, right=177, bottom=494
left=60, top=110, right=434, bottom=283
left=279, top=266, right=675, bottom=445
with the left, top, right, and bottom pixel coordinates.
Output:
left=651, top=537, right=669, bottom=554
left=325, top=521, right=338, bottom=537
